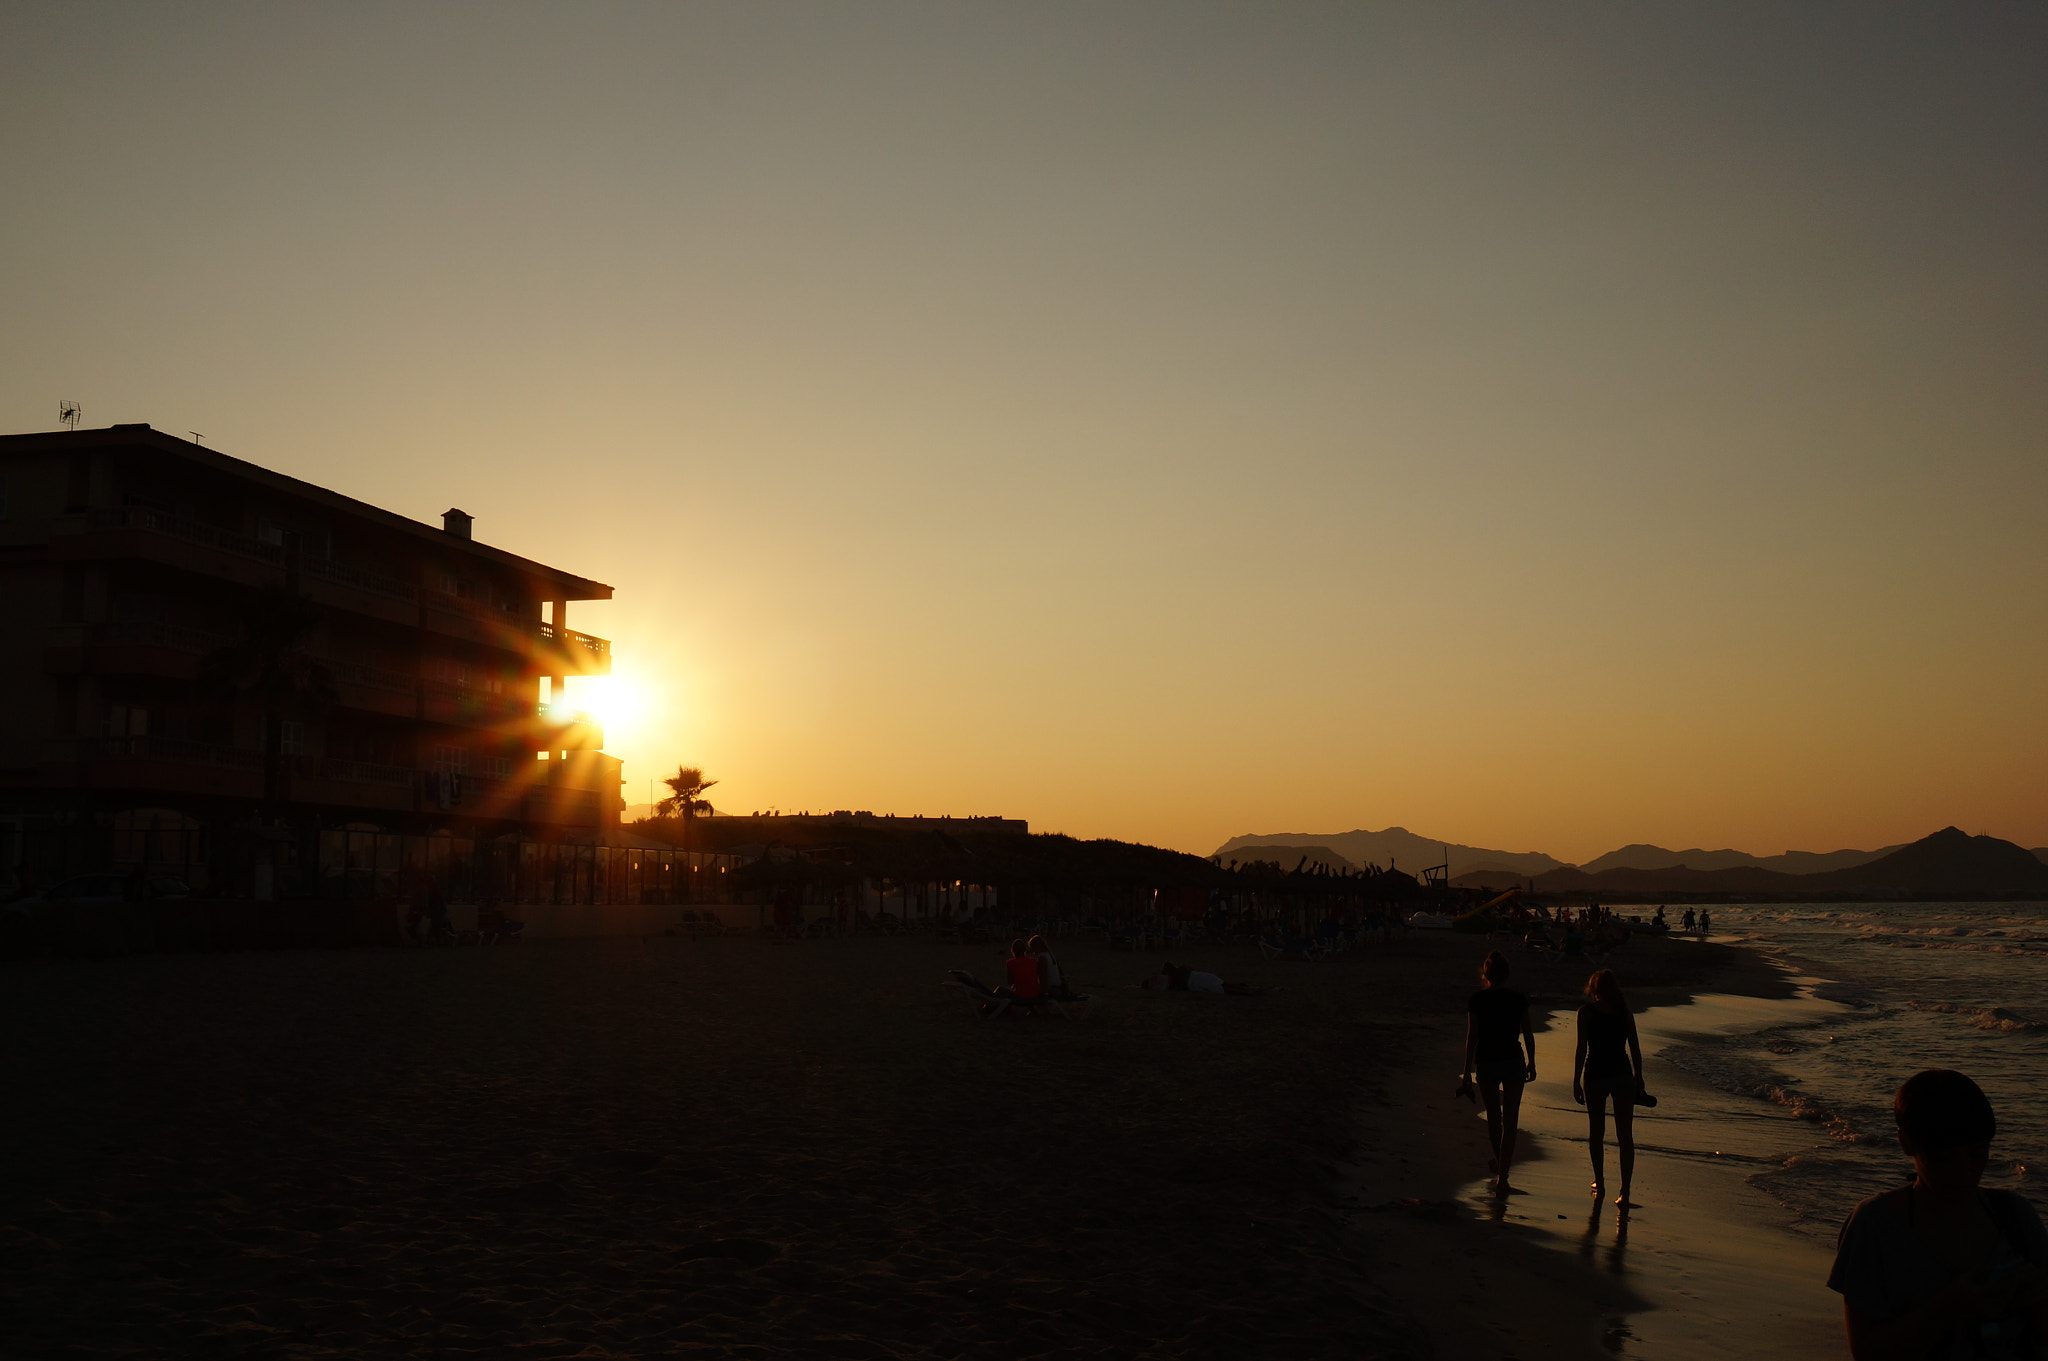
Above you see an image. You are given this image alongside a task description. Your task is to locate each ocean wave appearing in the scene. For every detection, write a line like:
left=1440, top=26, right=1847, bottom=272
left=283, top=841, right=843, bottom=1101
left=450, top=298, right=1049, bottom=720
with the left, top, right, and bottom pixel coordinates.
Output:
left=1906, top=1001, right=2048, bottom=1033
left=1851, top=936, right=2048, bottom=957
left=1658, top=1042, right=1886, bottom=1146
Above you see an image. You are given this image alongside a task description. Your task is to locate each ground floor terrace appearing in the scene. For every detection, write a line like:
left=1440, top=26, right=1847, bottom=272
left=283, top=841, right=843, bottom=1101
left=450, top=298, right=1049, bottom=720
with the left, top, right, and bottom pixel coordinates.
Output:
left=0, top=800, right=740, bottom=907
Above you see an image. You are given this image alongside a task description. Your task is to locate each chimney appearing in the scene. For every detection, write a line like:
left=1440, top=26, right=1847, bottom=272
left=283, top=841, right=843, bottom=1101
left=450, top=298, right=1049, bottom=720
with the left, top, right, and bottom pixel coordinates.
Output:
left=442, top=508, right=473, bottom=540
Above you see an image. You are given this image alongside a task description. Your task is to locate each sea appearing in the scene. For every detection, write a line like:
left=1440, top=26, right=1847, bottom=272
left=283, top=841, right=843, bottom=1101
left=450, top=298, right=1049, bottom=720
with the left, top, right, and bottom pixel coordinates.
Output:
left=1669, top=901, right=2048, bottom=1238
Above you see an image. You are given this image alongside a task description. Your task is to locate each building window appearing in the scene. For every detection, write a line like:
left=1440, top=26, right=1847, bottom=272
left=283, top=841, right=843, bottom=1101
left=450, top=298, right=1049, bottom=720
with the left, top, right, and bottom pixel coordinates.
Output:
left=64, top=454, right=89, bottom=512
left=105, top=705, right=149, bottom=738
left=431, top=744, right=468, bottom=775
left=279, top=721, right=304, bottom=756
left=485, top=754, right=513, bottom=779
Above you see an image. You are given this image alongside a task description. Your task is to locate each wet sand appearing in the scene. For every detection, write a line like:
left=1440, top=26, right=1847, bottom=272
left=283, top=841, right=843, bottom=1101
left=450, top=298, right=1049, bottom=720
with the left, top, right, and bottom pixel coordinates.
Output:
left=2, top=926, right=1801, bottom=1358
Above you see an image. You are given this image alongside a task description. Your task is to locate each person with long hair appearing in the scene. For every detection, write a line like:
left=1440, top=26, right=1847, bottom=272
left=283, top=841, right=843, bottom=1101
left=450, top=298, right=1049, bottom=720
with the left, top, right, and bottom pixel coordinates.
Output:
left=1461, top=950, right=1536, bottom=1194
left=1573, top=967, right=1645, bottom=1206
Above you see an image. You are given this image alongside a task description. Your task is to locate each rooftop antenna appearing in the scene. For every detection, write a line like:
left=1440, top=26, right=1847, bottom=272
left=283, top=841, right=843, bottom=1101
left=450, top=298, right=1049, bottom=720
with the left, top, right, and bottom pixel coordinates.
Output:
left=188, top=431, right=204, bottom=446
left=58, top=400, right=81, bottom=431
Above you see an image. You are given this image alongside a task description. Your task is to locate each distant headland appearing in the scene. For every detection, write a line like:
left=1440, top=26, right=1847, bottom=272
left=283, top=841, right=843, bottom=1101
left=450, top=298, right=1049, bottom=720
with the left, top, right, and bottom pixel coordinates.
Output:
left=1214, top=826, right=2048, bottom=901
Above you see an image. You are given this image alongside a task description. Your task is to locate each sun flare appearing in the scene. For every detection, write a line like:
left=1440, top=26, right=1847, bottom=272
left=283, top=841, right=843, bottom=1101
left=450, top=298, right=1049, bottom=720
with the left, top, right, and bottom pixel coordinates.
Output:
left=563, top=673, right=650, bottom=747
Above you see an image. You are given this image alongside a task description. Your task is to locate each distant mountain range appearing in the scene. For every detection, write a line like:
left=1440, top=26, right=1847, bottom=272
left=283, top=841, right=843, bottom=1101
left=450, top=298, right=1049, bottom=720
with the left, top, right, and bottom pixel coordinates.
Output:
left=1575, top=842, right=1907, bottom=874
left=1211, top=828, right=1567, bottom=879
left=1530, top=827, right=2048, bottom=898
left=1213, top=827, right=2048, bottom=882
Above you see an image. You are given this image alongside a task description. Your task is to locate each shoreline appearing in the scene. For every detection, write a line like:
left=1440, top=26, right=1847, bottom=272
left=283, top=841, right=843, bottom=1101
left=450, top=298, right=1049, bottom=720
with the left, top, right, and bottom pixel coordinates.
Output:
left=1343, top=931, right=1845, bottom=1359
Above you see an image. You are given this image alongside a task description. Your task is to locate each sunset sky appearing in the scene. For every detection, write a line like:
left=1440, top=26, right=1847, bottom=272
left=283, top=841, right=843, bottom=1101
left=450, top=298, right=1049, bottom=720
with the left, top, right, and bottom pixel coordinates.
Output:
left=5, top=4, right=2044, bottom=862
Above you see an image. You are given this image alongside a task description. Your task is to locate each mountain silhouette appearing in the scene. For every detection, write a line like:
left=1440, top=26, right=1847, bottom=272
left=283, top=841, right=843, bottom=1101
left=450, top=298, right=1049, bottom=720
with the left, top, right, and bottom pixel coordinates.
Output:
left=1534, top=827, right=2048, bottom=898
left=1576, top=842, right=1903, bottom=875
left=1211, top=828, right=1566, bottom=879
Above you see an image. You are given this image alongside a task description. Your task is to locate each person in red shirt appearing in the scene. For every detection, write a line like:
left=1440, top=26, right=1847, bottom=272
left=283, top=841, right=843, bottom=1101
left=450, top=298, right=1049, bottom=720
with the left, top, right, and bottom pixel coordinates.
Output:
left=999, top=939, right=1045, bottom=1001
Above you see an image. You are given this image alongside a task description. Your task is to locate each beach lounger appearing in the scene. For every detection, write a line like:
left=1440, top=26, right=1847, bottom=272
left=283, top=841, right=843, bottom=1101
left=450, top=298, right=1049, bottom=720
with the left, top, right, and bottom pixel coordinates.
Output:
left=943, top=971, right=1094, bottom=1021
left=1258, top=934, right=1325, bottom=962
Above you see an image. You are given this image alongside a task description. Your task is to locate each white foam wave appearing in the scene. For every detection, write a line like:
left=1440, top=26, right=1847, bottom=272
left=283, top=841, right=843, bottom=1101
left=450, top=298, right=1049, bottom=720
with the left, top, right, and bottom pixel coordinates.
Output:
left=1906, top=1001, right=2048, bottom=1034
left=1658, top=1043, right=1885, bottom=1146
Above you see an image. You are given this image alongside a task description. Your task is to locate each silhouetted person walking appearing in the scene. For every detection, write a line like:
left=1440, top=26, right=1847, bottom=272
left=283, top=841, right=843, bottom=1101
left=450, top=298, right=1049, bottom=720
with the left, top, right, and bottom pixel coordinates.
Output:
left=1573, top=968, right=1646, bottom=1207
left=1461, top=950, right=1535, bottom=1194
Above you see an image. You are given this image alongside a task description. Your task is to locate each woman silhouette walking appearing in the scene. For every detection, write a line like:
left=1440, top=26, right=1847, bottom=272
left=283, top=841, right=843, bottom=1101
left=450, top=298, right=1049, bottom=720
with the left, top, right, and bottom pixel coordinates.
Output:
left=1461, top=950, right=1536, bottom=1194
left=1573, top=968, right=1646, bottom=1207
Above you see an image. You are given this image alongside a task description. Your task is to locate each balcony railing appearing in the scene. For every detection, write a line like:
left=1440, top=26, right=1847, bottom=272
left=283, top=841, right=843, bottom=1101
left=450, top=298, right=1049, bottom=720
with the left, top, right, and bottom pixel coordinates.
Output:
left=317, top=758, right=418, bottom=787
left=538, top=622, right=611, bottom=662
left=81, top=621, right=237, bottom=655
left=86, top=507, right=282, bottom=564
left=303, top=556, right=418, bottom=603
left=327, top=659, right=416, bottom=692
left=70, top=736, right=263, bottom=770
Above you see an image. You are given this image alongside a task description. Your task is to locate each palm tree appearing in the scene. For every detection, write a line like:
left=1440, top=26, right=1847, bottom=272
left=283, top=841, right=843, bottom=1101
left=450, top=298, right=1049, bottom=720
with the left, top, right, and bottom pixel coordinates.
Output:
left=658, top=766, right=719, bottom=852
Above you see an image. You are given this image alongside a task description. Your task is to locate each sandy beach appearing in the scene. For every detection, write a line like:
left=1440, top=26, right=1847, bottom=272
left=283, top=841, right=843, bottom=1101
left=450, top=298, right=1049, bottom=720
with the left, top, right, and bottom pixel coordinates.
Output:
left=2, top=926, right=1833, bottom=1359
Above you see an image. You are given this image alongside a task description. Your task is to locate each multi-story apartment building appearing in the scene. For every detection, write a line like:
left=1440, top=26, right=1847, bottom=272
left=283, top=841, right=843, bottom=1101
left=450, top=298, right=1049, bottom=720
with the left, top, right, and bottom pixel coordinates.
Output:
left=0, top=423, right=624, bottom=900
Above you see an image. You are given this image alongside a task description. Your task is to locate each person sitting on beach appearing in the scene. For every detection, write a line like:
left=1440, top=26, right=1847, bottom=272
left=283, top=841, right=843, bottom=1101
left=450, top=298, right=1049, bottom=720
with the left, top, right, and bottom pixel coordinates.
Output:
left=1573, top=968, right=1646, bottom=1207
left=997, top=939, right=1044, bottom=1002
left=1028, top=935, right=1071, bottom=1000
left=1460, top=950, right=1536, bottom=1195
left=1829, top=1069, right=2047, bottom=1359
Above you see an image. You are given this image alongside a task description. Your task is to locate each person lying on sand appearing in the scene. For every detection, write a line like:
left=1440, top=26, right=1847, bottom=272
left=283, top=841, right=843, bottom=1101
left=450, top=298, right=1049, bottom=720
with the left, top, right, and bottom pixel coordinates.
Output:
left=1136, top=963, right=1270, bottom=995
left=1830, top=1068, right=2048, bottom=1360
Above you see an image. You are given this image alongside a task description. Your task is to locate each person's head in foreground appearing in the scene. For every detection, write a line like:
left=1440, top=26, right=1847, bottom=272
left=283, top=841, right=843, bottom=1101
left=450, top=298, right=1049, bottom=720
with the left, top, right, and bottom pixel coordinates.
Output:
left=1480, top=950, right=1510, bottom=986
left=1027, top=935, right=1049, bottom=955
left=1583, top=968, right=1624, bottom=1008
left=1894, top=1068, right=1996, bottom=1191
left=1009, top=938, right=1029, bottom=958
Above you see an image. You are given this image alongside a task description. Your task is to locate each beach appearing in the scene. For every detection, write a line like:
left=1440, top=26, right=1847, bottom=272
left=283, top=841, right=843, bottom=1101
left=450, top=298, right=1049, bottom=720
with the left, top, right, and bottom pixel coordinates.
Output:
left=3, top=926, right=1841, bottom=1359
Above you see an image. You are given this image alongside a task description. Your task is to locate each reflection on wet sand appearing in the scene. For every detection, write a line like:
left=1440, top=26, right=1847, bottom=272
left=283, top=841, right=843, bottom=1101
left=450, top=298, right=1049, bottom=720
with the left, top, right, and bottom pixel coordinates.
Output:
left=1580, top=1200, right=1631, bottom=1277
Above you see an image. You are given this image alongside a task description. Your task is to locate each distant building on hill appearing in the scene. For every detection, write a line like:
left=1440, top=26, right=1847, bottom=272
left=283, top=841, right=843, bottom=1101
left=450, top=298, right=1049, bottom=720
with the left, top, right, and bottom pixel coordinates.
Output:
left=0, top=422, right=642, bottom=902
left=710, top=811, right=1029, bottom=836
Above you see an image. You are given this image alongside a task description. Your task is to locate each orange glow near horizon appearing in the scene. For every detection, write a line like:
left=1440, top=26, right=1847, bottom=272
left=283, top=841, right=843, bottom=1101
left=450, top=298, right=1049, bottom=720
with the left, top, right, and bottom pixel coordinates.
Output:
left=5, top=8, right=2045, bottom=862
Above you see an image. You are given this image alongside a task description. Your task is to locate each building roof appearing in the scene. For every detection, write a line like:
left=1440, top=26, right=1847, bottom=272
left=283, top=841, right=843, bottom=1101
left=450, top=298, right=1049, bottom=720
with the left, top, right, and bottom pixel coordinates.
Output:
left=0, top=424, right=612, bottom=601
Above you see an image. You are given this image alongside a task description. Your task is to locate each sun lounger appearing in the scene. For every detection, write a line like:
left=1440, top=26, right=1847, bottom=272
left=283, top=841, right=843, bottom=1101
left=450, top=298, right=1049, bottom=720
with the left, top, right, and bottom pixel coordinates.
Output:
left=943, top=971, right=1095, bottom=1020
left=1258, top=934, right=1325, bottom=962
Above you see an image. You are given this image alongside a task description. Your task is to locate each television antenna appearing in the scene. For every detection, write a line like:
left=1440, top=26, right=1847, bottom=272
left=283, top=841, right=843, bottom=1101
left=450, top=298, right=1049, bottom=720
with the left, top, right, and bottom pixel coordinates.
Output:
left=188, top=431, right=204, bottom=446
left=58, top=400, right=82, bottom=431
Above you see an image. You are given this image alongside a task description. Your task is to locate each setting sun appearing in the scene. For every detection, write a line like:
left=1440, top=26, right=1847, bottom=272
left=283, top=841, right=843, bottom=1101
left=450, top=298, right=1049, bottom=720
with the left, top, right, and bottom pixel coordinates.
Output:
left=563, top=673, right=652, bottom=748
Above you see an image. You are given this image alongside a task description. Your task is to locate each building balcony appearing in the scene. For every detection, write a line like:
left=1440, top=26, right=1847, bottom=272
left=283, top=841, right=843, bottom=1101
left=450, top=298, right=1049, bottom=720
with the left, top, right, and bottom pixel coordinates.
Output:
left=76, top=734, right=264, bottom=770
left=302, top=555, right=416, bottom=603
left=44, top=621, right=238, bottom=679
left=22, top=735, right=265, bottom=799
left=534, top=704, right=604, bottom=751
left=538, top=622, right=611, bottom=675
left=59, top=506, right=285, bottom=588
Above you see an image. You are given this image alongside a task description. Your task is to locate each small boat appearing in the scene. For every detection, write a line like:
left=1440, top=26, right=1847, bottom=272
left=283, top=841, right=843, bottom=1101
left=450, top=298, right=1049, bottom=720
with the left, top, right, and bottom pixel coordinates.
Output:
left=1407, top=911, right=1455, bottom=930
